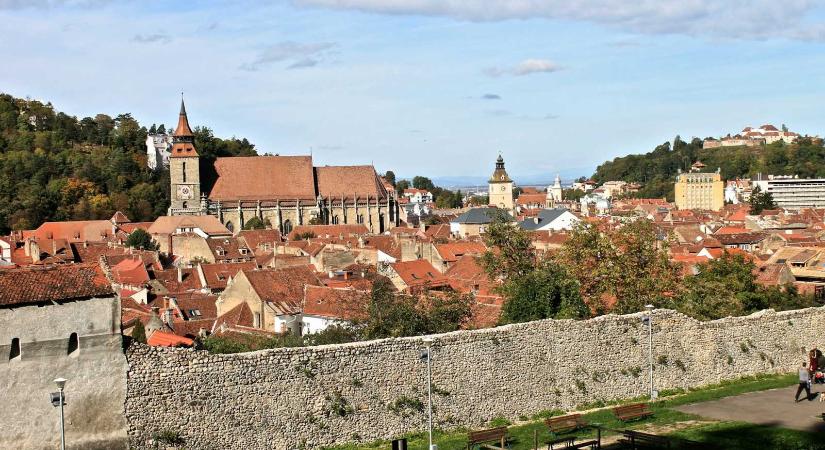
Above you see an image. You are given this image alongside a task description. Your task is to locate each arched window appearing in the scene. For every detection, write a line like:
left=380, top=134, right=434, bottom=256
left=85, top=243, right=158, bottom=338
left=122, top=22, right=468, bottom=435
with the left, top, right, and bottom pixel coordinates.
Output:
left=332, top=215, right=339, bottom=225
left=357, top=214, right=364, bottom=224
left=182, top=201, right=188, bottom=210
left=282, top=219, right=292, bottom=235
left=67, top=333, right=79, bottom=357
left=225, top=221, right=234, bottom=232
left=182, top=162, right=187, bottom=183
left=9, top=338, right=20, bottom=361
left=379, top=213, right=385, bottom=233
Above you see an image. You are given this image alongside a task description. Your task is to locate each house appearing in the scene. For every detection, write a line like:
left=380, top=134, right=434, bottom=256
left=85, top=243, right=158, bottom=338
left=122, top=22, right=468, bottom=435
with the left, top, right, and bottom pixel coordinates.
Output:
left=215, top=265, right=323, bottom=334
left=450, top=207, right=513, bottom=238
left=147, top=215, right=232, bottom=255
left=384, top=259, right=450, bottom=292
left=300, top=285, right=366, bottom=335
left=517, top=208, right=580, bottom=232
left=197, top=261, right=258, bottom=292
left=432, top=241, right=486, bottom=273
left=0, top=237, right=12, bottom=266
left=0, top=263, right=128, bottom=449
left=402, top=188, right=434, bottom=204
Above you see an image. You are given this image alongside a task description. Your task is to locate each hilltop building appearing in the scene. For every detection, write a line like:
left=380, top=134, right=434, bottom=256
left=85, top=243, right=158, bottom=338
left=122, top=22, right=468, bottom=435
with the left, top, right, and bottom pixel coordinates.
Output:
left=488, top=155, right=514, bottom=212
left=146, top=133, right=173, bottom=170
left=167, top=99, right=399, bottom=235
left=703, top=124, right=800, bottom=149
left=674, top=165, right=724, bottom=211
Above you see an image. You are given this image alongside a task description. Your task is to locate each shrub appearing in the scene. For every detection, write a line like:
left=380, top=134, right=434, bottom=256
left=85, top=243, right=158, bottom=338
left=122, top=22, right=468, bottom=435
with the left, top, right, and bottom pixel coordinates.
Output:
left=674, top=359, right=686, bottom=372
left=152, top=430, right=184, bottom=446
left=489, top=416, right=511, bottom=427
left=323, top=391, right=354, bottom=418
left=388, top=396, right=424, bottom=416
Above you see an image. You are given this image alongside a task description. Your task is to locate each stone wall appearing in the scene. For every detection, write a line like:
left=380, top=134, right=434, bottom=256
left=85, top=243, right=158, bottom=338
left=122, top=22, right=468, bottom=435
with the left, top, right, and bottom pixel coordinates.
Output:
left=125, top=307, right=825, bottom=449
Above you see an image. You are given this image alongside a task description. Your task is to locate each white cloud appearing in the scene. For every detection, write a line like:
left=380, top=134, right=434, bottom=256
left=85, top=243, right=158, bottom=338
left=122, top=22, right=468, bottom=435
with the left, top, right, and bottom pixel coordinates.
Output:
left=240, top=41, right=336, bottom=71
left=295, top=0, right=825, bottom=41
left=133, top=33, right=171, bottom=44
left=485, top=59, right=562, bottom=77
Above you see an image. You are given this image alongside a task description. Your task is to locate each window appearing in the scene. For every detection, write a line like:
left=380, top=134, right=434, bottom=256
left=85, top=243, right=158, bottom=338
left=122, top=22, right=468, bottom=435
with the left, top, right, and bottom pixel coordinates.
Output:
left=225, top=221, right=234, bottom=232
left=332, top=215, right=339, bottom=225
left=189, top=309, right=202, bottom=317
left=282, top=220, right=292, bottom=235
left=67, top=333, right=79, bottom=357
left=182, top=201, right=188, bottom=209
left=253, top=312, right=261, bottom=328
left=9, top=338, right=20, bottom=361
left=182, top=162, right=187, bottom=183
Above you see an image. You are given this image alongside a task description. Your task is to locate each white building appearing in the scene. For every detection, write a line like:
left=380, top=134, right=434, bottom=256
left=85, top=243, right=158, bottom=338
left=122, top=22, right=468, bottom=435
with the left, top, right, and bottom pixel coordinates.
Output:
left=518, top=209, right=580, bottom=232
left=402, top=188, right=434, bottom=204
left=547, top=174, right=563, bottom=206
left=146, top=134, right=173, bottom=170
left=753, top=176, right=825, bottom=210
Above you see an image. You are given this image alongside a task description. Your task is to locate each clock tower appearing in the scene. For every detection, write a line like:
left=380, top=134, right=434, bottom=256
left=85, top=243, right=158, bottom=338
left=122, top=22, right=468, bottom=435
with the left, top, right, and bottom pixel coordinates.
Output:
left=168, top=97, right=202, bottom=215
left=488, top=154, right=514, bottom=212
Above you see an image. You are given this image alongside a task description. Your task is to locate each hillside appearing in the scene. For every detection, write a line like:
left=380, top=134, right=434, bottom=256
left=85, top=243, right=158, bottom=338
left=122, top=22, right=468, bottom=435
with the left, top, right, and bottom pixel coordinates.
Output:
left=0, top=93, right=256, bottom=234
left=592, top=136, right=825, bottom=200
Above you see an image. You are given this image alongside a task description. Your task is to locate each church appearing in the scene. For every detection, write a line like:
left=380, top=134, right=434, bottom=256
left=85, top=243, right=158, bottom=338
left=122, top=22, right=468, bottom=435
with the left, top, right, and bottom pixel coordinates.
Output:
left=167, top=100, right=399, bottom=234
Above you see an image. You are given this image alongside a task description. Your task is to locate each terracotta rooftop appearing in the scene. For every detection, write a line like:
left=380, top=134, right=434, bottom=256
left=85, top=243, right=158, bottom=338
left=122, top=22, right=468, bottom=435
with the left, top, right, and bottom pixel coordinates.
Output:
left=288, top=224, right=369, bottom=240
left=147, top=215, right=231, bottom=236
left=30, top=220, right=114, bottom=243
left=302, top=285, right=366, bottom=321
left=209, top=156, right=317, bottom=201
left=435, top=241, right=486, bottom=263
left=242, top=265, right=323, bottom=315
left=0, top=263, right=113, bottom=306
left=238, top=229, right=283, bottom=250
left=169, top=142, right=199, bottom=158
left=315, top=165, right=389, bottom=200
left=391, top=259, right=449, bottom=290
left=147, top=330, right=194, bottom=347
left=200, top=261, right=257, bottom=290
left=111, top=257, right=150, bottom=286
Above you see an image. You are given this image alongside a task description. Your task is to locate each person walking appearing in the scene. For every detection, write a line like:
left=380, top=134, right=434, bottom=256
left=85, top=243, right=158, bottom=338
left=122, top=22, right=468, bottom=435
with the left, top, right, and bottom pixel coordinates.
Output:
left=796, top=362, right=812, bottom=402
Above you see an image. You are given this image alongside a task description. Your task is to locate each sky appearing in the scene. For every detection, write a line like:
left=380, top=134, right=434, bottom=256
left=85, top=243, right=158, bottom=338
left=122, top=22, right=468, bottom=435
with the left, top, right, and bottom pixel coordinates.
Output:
left=2, top=0, right=825, bottom=185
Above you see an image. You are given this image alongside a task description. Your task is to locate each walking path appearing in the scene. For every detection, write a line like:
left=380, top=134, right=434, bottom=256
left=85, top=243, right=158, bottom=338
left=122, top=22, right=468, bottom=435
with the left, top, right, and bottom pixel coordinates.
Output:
left=676, top=385, right=825, bottom=433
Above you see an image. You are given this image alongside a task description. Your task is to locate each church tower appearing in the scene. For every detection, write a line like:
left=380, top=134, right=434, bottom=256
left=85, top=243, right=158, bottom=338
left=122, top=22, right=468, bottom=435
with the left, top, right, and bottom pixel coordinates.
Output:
left=547, top=174, right=563, bottom=207
left=168, top=97, right=202, bottom=215
left=488, top=154, right=514, bottom=212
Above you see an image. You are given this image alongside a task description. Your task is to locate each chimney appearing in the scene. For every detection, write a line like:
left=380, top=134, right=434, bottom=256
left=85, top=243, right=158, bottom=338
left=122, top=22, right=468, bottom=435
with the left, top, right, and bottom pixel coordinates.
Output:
left=177, top=267, right=183, bottom=283
left=52, top=240, right=57, bottom=256
left=163, top=308, right=174, bottom=325
left=328, top=270, right=334, bottom=279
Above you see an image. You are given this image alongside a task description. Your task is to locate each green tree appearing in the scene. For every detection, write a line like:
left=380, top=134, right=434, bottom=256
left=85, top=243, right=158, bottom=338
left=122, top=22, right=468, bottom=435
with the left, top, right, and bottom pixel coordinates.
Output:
left=499, top=260, right=587, bottom=323
left=383, top=171, right=396, bottom=186
left=395, top=179, right=411, bottom=195
left=131, top=322, right=147, bottom=344
left=125, top=228, right=159, bottom=250
left=480, top=212, right=533, bottom=280
left=243, top=216, right=267, bottom=230
left=749, top=185, right=777, bottom=214
left=412, top=176, right=436, bottom=191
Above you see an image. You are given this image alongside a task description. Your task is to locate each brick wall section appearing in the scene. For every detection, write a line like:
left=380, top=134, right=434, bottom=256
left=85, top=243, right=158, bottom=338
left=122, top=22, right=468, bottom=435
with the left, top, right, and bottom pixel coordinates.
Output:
left=125, top=307, right=823, bottom=449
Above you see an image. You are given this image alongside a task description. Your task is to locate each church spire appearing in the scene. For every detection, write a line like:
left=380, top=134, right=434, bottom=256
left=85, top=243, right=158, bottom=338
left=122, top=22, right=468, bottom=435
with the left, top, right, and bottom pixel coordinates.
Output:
left=173, top=94, right=194, bottom=142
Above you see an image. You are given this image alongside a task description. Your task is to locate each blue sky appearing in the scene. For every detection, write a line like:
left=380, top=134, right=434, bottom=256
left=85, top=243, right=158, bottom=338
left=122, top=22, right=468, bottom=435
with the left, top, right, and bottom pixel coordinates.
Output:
left=2, top=1, right=825, bottom=184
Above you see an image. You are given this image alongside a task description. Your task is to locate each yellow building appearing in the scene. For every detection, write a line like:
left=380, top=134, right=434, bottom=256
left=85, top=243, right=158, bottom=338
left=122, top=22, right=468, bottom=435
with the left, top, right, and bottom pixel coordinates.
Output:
left=675, top=171, right=724, bottom=211
left=488, top=155, right=514, bottom=212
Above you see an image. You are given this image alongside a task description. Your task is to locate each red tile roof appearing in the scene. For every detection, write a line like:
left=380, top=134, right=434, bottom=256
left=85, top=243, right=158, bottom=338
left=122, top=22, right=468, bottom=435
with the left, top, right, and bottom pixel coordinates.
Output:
left=315, top=165, right=388, bottom=200
left=391, top=259, right=449, bottom=290
left=516, top=193, right=547, bottom=206
left=31, top=220, right=114, bottom=243
left=238, top=229, right=283, bottom=250
left=147, top=330, right=194, bottom=347
left=200, top=262, right=257, bottom=290
left=242, top=265, right=323, bottom=314
left=209, top=156, right=317, bottom=201
left=288, top=224, right=369, bottom=240
left=0, top=263, right=113, bottom=306
left=302, top=285, right=366, bottom=321
left=147, top=215, right=231, bottom=236
left=111, top=257, right=150, bottom=286
left=435, top=241, right=486, bottom=263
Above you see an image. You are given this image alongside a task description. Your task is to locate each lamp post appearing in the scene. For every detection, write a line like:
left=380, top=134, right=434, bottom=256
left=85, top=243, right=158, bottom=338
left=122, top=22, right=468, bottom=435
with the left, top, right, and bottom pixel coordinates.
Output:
left=52, top=378, right=67, bottom=450
left=421, top=338, right=435, bottom=450
left=644, top=305, right=656, bottom=400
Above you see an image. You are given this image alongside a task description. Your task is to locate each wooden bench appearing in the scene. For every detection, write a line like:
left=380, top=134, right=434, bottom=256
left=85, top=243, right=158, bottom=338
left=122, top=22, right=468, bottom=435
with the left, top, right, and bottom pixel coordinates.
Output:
left=619, top=430, right=671, bottom=449
left=613, top=403, right=654, bottom=422
left=467, top=426, right=508, bottom=450
left=545, top=415, right=597, bottom=450
left=545, top=413, right=588, bottom=434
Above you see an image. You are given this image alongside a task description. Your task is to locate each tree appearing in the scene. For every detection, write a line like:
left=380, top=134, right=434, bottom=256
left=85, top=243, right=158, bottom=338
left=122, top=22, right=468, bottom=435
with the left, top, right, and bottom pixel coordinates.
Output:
left=499, top=260, right=587, bottom=323
left=131, top=322, right=147, bottom=344
left=243, top=216, right=267, bottom=230
left=749, top=185, right=777, bottom=214
left=556, top=220, right=681, bottom=314
left=384, top=171, right=396, bottom=186
left=412, top=176, right=435, bottom=191
left=125, top=228, right=159, bottom=250
left=395, top=179, right=411, bottom=195
left=480, top=212, right=533, bottom=280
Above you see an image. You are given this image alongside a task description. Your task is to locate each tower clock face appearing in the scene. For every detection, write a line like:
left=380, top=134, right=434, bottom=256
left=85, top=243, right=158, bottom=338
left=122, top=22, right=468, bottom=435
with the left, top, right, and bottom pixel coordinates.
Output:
left=177, top=185, right=193, bottom=199
left=501, top=186, right=506, bottom=192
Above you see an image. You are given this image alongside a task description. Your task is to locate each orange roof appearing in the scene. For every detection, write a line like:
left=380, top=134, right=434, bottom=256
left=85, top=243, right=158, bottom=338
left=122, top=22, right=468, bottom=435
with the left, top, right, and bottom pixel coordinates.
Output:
left=200, top=261, right=256, bottom=290
left=242, top=265, right=323, bottom=315
left=238, top=229, right=283, bottom=249
left=111, top=257, right=150, bottom=286
left=516, top=193, right=546, bottom=205
left=714, top=226, right=748, bottom=235
left=111, top=211, right=130, bottom=224
left=288, top=224, right=369, bottom=240
left=209, top=156, right=317, bottom=201
left=173, top=98, right=194, bottom=138
left=169, top=142, right=199, bottom=158
left=31, top=220, right=114, bottom=243
left=302, top=285, right=366, bottom=320
left=315, top=165, right=388, bottom=200
left=147, top=215, right=231, bottom=236
left=391, top=259, right=449, bottom=290
left=147, top=330, right=194, bottom=347
left=435, top=241, right=486, bottom=262
left=0, top=263, right=113, bottom=306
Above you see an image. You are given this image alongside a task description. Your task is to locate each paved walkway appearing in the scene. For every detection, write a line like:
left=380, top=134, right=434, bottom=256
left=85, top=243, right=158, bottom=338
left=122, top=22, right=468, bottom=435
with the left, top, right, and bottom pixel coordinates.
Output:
left=676, top=384, right=825, bottom=433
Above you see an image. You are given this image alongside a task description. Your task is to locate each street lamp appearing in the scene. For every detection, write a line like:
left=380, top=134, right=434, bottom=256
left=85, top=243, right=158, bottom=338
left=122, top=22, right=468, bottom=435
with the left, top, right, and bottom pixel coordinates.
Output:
left=51, top=378, right=68, bottom=450
left=644, top=305, right=656, bottom=400
left=420, top=338, right=436, bottom=450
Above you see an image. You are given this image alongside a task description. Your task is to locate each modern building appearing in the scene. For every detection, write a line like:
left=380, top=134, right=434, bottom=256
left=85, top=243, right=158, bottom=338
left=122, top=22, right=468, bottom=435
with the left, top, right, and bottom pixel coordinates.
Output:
left=674, top=170, right=724, bottom=211
left=488, top=155, right=514, bottom=212
left=753, top=176, right=825, bottom=210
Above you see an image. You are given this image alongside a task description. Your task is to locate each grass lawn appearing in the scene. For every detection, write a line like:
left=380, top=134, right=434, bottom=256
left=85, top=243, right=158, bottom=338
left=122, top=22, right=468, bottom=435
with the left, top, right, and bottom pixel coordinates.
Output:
left=325, top=373, right=799, bottom=450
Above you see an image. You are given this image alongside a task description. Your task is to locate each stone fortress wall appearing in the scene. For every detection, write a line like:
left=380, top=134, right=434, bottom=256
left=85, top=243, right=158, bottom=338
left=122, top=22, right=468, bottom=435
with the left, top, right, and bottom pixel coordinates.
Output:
left=125, top=307, right=825, bottom=449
